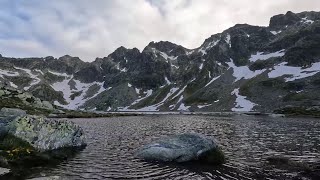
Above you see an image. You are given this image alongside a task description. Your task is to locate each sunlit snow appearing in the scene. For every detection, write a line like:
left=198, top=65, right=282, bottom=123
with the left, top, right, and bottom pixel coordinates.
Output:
left=227, top=59, right=265, bottom=82
left=249, top=50, right=285, bottom=62
left=51, top=74, right=106, bottom=109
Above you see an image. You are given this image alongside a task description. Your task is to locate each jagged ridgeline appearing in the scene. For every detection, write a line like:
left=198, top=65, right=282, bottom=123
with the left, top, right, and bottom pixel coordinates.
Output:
left=1, top=11, right=320, bottom=113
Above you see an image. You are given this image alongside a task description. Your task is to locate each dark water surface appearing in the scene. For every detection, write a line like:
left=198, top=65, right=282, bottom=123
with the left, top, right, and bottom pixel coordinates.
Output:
left=24, top=115, right=320, bottom=179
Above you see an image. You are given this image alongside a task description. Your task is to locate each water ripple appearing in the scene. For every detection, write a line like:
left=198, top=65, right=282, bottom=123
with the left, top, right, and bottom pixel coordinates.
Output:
left=24, top=115, right=320, bottom=179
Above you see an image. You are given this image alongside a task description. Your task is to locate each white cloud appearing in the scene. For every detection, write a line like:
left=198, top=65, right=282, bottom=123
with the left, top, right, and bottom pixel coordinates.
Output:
left=0, top=0, right=319, bottom=61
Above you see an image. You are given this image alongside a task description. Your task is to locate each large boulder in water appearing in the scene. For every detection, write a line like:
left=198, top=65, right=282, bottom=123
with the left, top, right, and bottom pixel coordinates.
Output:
left=6, top=115, right=86, bottom=151
left=136, top=133, right=225, bottom=165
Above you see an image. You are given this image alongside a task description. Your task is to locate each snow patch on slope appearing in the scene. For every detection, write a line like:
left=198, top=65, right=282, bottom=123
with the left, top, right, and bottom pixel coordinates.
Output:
left=227, top=59, right=265, bottom=82
left=198, top=104, right=212, bottom=109
left=205, top=75, right=221, bottom=87
left=48, top=70, right=69, bottom=77
left=177, top=101, right=190, bottom=111
left=160, top=52, right=177, bottom=62
left=0, top=69, right=19, bottom=78
left=14, top=67, right=41, bottom=90
left=225, top=34, right=231, bottom=47
left=165, top=77, right=171, bottom=84
left=51, top=75, right=106, bottom=109
left=129, top=89, right=153, bottom=106
left=9, top=82, right=18, bottom=88
left=231, top=88, right=256, bottom=112
left=199, top=63, right=204, bottom=70
left=270, top=30, right=282, bottom=35
left=301, top=17, right=314, bottom=24
left=249, top=50, right=285, bottom=62
left=171, top=85, right=187, bottom=100
left=269, top=62, right=320, bottom=82
left=121, top=87, right=180, bottom=112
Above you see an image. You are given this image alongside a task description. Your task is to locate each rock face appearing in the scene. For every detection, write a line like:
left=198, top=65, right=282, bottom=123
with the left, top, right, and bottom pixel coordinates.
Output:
left=1, top=11, right=320, bottom=113
left=0, top=86, right=55, bottom=115
left=7, top=115, right=86, bottom=151
left=136, top=133, right=225, bottom=165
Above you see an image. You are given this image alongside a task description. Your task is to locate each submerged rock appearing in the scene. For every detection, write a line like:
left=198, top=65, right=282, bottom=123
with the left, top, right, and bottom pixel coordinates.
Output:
left=136, top=133, right=225, bottom=165
left=7, top=115, right=86, bottom=151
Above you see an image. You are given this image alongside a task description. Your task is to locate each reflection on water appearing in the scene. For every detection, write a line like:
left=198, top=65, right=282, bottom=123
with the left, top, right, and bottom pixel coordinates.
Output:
left=21, top=115, right=320, bottom=179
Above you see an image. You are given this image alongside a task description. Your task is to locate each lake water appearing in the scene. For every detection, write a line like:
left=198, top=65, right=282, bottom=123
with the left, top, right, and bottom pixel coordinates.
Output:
left=15, top=115, right=320, bottom=179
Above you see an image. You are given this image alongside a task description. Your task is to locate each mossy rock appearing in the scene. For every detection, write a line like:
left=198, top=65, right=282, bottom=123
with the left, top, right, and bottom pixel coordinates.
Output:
left=0, top=134, right=84, bottom=169
left=199, top=148, right=226, bottom=165
left=0, top=134, right=36, bottom=164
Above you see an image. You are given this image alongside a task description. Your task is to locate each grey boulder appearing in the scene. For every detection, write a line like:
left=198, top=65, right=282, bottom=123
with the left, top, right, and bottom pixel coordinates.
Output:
left=136, top=133, right=225, bottom=165
left=7, top=115, right=86, bottom=151
left=0, top=108, right=26, bottom=117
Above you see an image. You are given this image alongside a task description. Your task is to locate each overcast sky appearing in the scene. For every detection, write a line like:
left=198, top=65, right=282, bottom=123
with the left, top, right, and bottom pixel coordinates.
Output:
left=0, top=0, right=319, bottom=61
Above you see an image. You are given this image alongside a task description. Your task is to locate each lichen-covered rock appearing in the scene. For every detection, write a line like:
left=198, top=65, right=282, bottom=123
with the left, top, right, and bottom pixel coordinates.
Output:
left=0, top=167, right=10, bottom=176
left=7, top=115, right=86, bottom=151
left=0, top=108, right=27, bottom=117
left=136, top=133, right=225, bottom=165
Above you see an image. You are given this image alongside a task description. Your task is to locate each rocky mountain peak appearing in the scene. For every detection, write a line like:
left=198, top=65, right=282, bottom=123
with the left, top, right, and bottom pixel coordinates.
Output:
left=1, top=11, right=320, bottom=113
left=144, top=41, right=187, bottom=57
left=108, top=46, right=140, bottom=62
left=270, top=11, right=303, bottom=28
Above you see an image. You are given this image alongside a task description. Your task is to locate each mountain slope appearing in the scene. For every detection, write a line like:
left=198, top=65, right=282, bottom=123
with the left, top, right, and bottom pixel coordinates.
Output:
left=1, top=11, right=320, bottom=112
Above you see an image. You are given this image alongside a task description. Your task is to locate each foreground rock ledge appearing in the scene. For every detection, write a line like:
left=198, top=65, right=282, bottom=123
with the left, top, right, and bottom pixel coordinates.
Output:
left=136, top=133, right=225, bottom=165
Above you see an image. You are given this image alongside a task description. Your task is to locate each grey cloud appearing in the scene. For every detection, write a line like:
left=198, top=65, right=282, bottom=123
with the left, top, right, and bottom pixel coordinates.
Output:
left=0, top=0, right=319, bottom=61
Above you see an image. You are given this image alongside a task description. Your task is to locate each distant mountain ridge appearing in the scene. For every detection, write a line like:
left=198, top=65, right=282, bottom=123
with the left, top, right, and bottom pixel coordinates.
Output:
left=1, top=11, right=320, bottom=113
